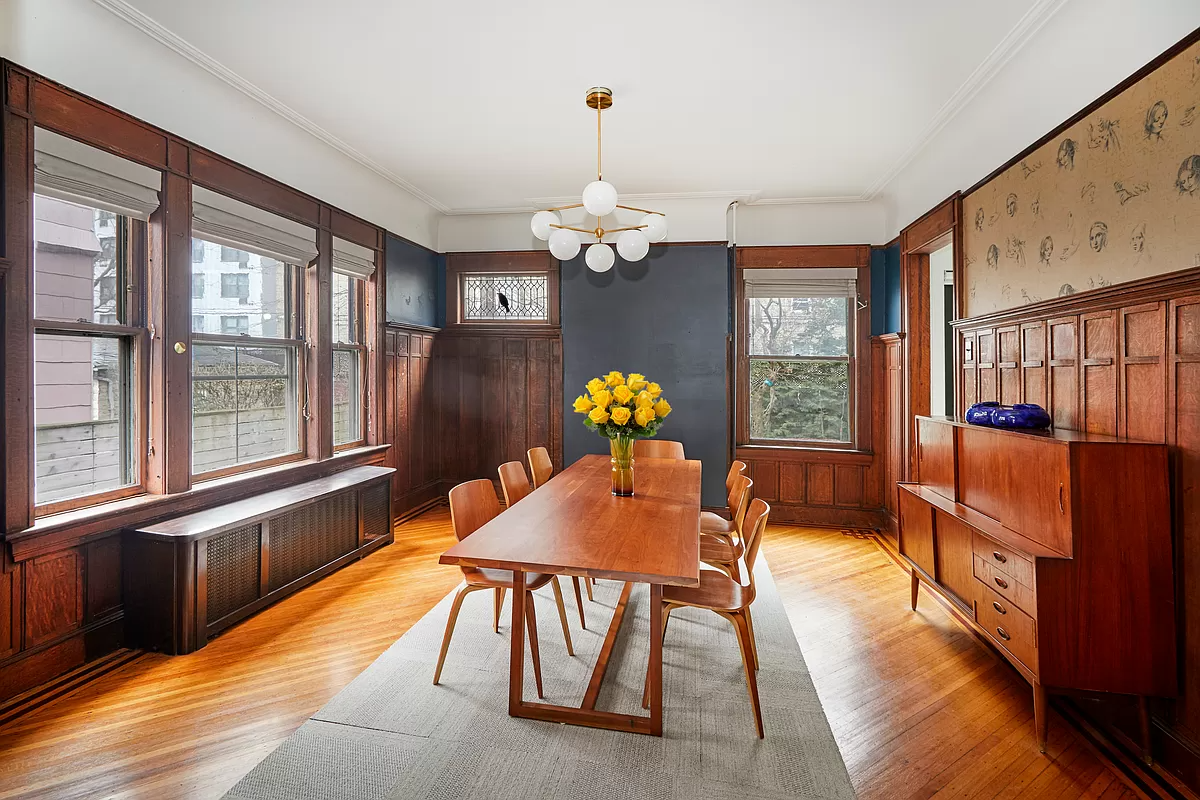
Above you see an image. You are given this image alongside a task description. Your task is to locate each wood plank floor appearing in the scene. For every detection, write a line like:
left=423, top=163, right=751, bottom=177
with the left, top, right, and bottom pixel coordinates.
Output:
left=0, top=510, right=1135, bottom=799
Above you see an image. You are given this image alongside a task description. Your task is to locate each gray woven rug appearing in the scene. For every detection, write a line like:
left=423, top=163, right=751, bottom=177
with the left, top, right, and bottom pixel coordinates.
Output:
left=224, top=555, right=855, bottom=799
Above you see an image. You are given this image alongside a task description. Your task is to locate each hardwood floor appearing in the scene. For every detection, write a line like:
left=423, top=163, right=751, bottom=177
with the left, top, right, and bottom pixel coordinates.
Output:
left=0, top=510, right=1135, bottom=799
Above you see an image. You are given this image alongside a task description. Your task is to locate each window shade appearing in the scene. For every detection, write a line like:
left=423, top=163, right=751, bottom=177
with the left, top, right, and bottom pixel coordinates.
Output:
left=332, top=237, right=376, bottom=280
left=743, top=268, right=857, bottom=299
left=192, top=185, right=318, bottom=266
left=34, top=128, right=161, bottom=220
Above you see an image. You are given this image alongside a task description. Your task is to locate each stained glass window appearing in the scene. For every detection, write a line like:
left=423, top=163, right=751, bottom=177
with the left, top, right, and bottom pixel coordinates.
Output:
left=461, top=274, right=549, bottom=321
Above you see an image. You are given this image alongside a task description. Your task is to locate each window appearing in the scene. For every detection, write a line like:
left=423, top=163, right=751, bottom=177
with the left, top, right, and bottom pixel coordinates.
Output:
left=461, top=273, right=549, bottom=321
left=193, top=314, right=206, bottom=333
left=33, top=195, right=144, bottom=510
left=220, top=272, right=250, bottom=304
left=221, top=245, right=249, bottom=266
left=741, top=269, right=858, bottom=446
left=192, top=273, right=205, bottom=299
left=192, top=239, right=205, bottom=263
left=221, top=315, right=249, bottom=336
left=332, top=272, right=364, bottom=446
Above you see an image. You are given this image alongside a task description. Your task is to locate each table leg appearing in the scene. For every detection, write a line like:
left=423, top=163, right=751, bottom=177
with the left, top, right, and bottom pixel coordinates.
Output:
left=509, top=570, right=526, bottom=715
left=649, top=582, right=663, bottom=736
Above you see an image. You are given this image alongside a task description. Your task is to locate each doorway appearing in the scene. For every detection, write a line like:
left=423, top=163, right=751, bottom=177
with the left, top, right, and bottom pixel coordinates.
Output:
left=929, top=244, right=954, bottom=417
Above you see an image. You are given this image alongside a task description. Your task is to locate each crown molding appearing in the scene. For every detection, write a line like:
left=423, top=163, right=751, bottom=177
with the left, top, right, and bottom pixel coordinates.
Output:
left=446, top=189, right=763, bottom=216
left=861, top=0, right=1070, bottom=200
left=89, top=0, right=452, bottom=213
left=745, top=195, right=870, bottom=206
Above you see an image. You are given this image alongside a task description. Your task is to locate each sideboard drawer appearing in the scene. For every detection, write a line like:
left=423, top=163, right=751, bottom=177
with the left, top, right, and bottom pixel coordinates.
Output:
left=972, top=532, right=1034, bottom=587
left=974, top=555, right=1036, bottom=616
left=977, top=582, right=1038, bottom=673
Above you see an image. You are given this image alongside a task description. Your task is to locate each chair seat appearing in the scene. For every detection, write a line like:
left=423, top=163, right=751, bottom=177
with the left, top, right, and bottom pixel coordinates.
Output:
left=463, top=567, right=555, bottom=590
left=664, top=569, right=753, bottom=612
left=700, top=510, right=736, bottom=535
left=700, top=533, right=743, bottom=564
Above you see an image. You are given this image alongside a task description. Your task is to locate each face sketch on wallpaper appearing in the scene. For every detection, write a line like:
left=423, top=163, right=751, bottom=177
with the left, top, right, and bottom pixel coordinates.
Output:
left=986, top=244, right=1000, bottom=270
left=1131, top=222, right=1149, bottom=264
left=1060, top=214, right=1081, bottom=261
left=1081, top=182, right=1097, bottom=203
left=1006, top=193, right=1018, bottom=217
left=974, top=207, right=985, bottom=231
left=1006, top=236, right=1026, bottom=266
left=1114, top=180, right=1150, bottom=205
left=1031, top=194, right=1042, bottom=219
left=1058, top=284, right=1076, bottom=297
left=1057, top=138, right=1077, bottom=170
left=1039, top=236, right=1054, bottom=269
left=1178, top=155, right=1200, bottom=196
left=1144, top=100, right=1169, bottom=140
left=1089, top=222, right=1109, bottom=253
left=1087, top=117, right=1122, bottom=153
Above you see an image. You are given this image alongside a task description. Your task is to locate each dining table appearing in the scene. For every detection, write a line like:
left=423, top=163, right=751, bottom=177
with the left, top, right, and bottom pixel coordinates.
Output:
left=439, top=453, right=702, bottom=736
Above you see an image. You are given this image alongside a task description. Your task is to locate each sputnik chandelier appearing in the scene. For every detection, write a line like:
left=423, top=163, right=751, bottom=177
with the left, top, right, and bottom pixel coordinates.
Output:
left=530, top=87, right=667, bottom=272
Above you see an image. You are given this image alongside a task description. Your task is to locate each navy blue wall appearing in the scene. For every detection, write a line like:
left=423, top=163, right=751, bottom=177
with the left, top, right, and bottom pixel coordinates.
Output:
left=870, top=243, right=902, bottom=335
left=560, top=245, right=730, bottom=507
left=384, top=234, right=440, bottom=328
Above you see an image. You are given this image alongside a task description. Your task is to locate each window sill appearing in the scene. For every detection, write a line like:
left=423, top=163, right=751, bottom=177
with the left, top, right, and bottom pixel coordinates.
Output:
left=8, top=444, right=391, bottom=558
left=735, top=444, right=874, bottom=464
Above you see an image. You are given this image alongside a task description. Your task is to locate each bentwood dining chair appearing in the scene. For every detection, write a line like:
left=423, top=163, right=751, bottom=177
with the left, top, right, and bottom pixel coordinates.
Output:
left=645, top=498, right=772, bottom=738
left=632, top=439, right=686, bottom=459
left=526, top=448, right=595, bottom=602
left=700, top=475, right=754, bottom=580
left=435, top=479, right=575, bottom=699
left=498, top=461, right=590, bottom=628
left=702, top=471, right=753, bottom=547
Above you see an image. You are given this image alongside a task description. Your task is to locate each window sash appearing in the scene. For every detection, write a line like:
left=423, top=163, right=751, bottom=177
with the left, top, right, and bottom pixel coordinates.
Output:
left=746, top=354, right=854, bottom=445
left=332, top=344, right=365, bottom=448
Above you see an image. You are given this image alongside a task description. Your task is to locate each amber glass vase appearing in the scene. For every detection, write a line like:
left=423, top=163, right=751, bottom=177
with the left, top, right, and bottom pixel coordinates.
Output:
left=610, top=435, right=635, bottom=497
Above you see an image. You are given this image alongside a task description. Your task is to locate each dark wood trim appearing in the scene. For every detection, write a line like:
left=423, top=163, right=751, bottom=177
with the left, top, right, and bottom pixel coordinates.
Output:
left=307, top=230, right=334, bottom=460
left=735, top=244, right=872, bottom=269
left=190, top=451, right=307, bottom=484
left=964, top=26, right=1200, bottom=197
left=443, top=251, right=560, bottom=329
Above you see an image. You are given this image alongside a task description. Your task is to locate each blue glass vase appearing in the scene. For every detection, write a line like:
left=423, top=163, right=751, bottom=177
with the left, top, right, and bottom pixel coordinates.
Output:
left=992, top=403, right=1052, bottom=429
left=965, top=402, right=1000, bottom=426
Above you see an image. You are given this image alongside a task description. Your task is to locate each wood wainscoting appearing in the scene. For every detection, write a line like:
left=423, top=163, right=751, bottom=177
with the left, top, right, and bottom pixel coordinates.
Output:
left=734, top=447, right=882, bottom=529
left=952, top=265, right=1200, bottom=792
left=384, top=324, right=442, bottom=516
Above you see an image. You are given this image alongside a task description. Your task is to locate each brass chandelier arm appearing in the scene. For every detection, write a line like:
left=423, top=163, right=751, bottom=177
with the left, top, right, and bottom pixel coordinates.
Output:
left=549, top=223, right=599, bottom=235
left=543, top=203, right=585, bottom=213
left=615, top=204, right=665, bottom=216
left=602, top=225, right=649, bottom=234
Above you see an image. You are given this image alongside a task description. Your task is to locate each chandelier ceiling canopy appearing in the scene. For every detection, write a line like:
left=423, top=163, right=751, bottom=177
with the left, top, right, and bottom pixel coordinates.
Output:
left=531, top=88, right=667, bottom=272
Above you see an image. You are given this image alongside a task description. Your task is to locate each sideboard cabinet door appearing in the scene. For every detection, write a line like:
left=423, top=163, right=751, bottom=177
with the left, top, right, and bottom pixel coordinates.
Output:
left=898, top=489, right=936, bottom=578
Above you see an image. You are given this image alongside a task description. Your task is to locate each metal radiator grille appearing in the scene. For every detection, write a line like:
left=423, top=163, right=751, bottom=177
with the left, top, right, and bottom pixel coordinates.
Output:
left=269, top=493, right=357, bottom=591
left=206, top=524, right=261, bottom=624
left=361, top=483, right=390, bottom=542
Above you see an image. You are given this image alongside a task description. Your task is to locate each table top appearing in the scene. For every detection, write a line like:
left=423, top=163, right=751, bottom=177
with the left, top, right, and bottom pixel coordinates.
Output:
left=440, top=454, right=702, bottom=587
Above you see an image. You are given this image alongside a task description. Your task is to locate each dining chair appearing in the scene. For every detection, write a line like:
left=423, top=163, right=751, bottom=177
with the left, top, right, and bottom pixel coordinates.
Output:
left=632, top=439, right=686, bottom=459
left=644, top=498, right=772, bottom=738
left=701, top=472, right=754, bottom=548
left=498, top=461, right=590, bottom=629
left=700, top=475, right=754, bottom=580
left=435, top=479, right=575, bottom=698
left=526, top=447, right=596, bottom=602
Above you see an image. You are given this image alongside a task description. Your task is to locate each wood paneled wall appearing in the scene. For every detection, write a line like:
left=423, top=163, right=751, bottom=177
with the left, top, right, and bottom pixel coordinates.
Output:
left=953, top=266, right=1200, bottom=789
left=877, top=333, right=905, bottom=538
left=383, top=326, right=441, bottom=515
left=734, top=448, right=882, bottom=529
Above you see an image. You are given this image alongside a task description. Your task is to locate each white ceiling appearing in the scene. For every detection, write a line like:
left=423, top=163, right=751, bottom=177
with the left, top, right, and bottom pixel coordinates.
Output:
left=106, top=0, right=1060, bottom=214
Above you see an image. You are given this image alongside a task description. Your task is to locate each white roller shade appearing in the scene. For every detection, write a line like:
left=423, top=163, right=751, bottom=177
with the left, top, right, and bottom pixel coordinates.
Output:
left=34, top=128, right=161, bottom=220
left=332, top=237, right=376, bottom=280
left=192, top=185, right=318, bottom=266
left=743, top=267, right=857, bottom=299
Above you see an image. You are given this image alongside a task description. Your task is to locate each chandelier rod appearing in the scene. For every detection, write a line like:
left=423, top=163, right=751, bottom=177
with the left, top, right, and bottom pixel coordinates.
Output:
left=597, top=102, right=603, bottom=181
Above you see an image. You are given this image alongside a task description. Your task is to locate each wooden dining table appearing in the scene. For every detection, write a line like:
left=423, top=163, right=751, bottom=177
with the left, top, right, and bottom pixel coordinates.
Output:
left=440, top=453, right=702, bottom=736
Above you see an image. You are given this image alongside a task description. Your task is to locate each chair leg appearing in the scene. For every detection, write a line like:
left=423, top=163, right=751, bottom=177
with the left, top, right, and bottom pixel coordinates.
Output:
left=745, top=606, right=759, bottom=671
left=493, top=587, right=506, bottom=633
left=550, top=577, right=575, bottom=655
left=586, top=577, right=595, bottom=600
left=571, top=576, right=587, bottom=629
left=725, top=610, right=764, bottom=738
left=525, top=591, right=544, bottom=699
left=434, top=584, right=476, bottom=685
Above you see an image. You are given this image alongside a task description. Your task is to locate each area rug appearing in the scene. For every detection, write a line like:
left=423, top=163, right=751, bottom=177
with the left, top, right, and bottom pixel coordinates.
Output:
left=224, top=555, right=855, bottom=799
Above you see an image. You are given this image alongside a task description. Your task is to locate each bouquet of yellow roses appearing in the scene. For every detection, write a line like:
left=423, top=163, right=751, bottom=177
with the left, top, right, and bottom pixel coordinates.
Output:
left=573, top=371, right=672, bottom=440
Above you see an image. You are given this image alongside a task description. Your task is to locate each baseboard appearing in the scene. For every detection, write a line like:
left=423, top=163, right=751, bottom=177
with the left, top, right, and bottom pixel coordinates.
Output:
left=0, top=647, right=143, bottom=728
left=394, top=493, right=446, bottom=525
left=768, top=503, right=884, bottom=531
left=393, top=481, right=444, bottom=522
left=0, top=612, right=125, bottom=704
left=869, top=531, right=1191, bottom=800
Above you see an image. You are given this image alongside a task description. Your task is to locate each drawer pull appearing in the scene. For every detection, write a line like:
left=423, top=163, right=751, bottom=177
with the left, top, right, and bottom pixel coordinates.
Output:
left=992, top=601, right=1007, bottom=615
left=997, top=626, right=1011, bottom=642
left=994, top=576, right=1009, bottom=590
left=992, top=551, right=1007, bottom=564
left=1059, top=483, right=1065, bottom=514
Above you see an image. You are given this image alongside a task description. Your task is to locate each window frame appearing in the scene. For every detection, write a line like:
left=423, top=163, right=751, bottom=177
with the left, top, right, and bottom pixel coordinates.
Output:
left=190, top=244, right=307, bottom=481
left=444, top=253, right=560, bottom=330
left=734, top=255, right=872, bottom=454
left=32, top=209, right=150, bottom=517
left=332, top=273, right=367, bottom=451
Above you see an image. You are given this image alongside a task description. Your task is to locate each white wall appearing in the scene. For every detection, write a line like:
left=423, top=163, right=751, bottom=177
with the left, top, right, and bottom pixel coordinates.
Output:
left=929, top=244, right=953, bottom=416
left=0, top=0, right=442, bottom=250
left=735, top=200, right=890, bottom=246
left=881, top=0, right=1200, bottom=239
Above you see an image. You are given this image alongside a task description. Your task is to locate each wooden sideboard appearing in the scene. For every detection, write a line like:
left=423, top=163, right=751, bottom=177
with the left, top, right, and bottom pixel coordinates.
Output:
left=898, top=416, right=1176, bottom=753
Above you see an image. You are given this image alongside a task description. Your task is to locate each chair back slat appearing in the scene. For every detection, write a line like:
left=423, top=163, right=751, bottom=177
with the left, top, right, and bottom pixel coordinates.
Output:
left=527, top=446, right=554, bottom=489
left=448, top=479, right=502, bottom=542
left=632, top=439, right=686, bottom=459
left=729, top=475, right=754, bottom=535
left=725, top=460, right=748, bottom=494
left=742, top=499, right=771, bottom=579
left=498, top=461, right=532, bottom=507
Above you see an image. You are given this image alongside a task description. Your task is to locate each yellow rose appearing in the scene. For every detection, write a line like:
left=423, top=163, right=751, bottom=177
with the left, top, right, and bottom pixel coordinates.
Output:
left=605, top=371, right=625, bottom=387
left=653, top=398, right=672, bottom=418
left=588, top=406, right=610, bottom=425
left=646, top=382, right=662, bottom=398
left=635, top=391, right=655, bottom=408
left=634, top=406, right=656, bottom=427
left=612, top=385, right=634, bottom=404
left=573, top=395, right=594, bottom=413
left=586, top=377, right=606, bottom=396
left=610, top=406, right=632, bottom=426
left=627, top=373, right=648, bottom=392
left=591, top=389, right=612, bottom=409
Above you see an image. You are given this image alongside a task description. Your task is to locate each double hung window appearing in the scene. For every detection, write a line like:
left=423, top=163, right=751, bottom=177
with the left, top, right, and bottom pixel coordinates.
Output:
left=331, top=237, right=375, bottom=448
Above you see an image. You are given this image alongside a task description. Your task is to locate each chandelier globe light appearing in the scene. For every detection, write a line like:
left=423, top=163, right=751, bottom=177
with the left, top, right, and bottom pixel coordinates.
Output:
left=531, top=87, right=666, bottom=272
